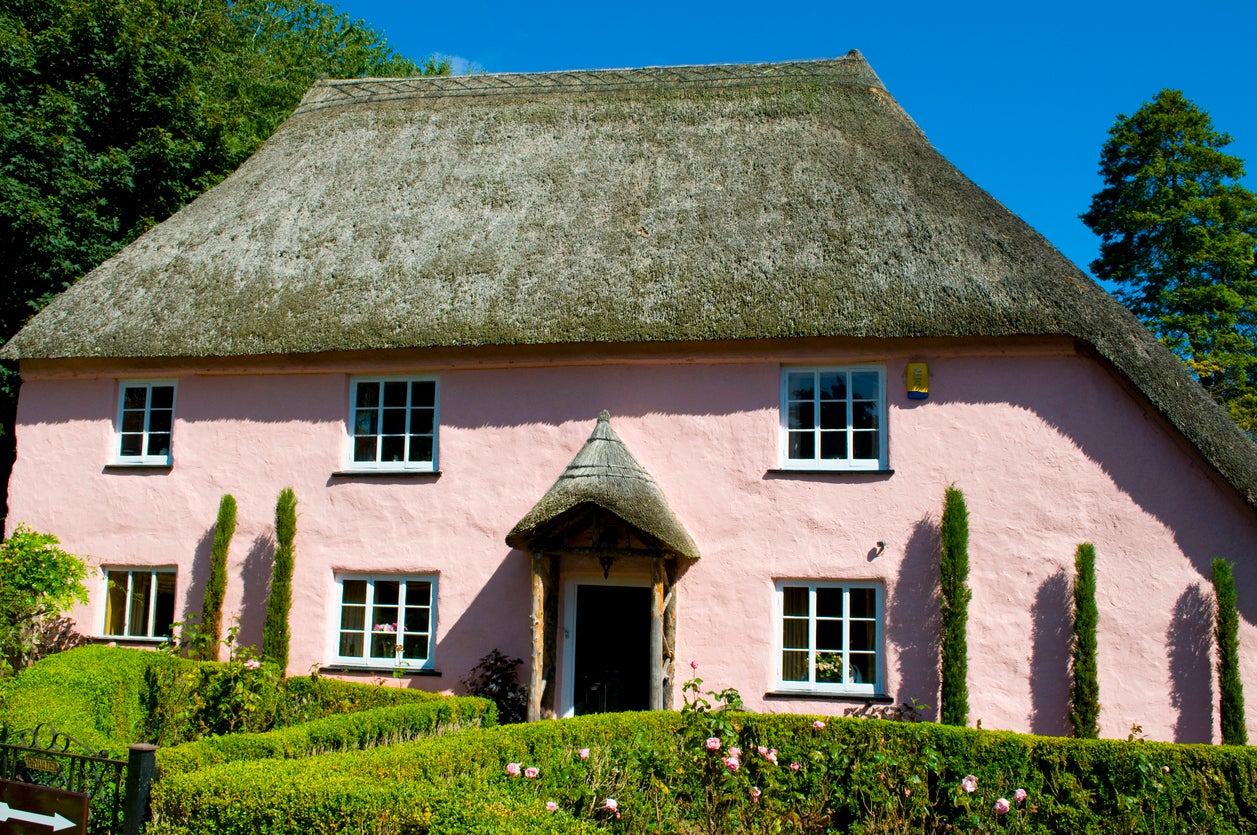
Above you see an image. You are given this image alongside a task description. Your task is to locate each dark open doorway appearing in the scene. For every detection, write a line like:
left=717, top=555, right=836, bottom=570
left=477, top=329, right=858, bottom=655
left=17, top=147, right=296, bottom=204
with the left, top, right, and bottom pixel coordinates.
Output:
left=572, top=584, right=650, bottom=715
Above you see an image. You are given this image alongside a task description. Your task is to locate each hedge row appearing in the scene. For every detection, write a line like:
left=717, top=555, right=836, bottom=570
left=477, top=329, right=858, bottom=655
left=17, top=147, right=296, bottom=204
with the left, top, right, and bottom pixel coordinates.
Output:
left=156, top=696, right=496, bottom=775
left=146, top=710, right=1257, bottom=834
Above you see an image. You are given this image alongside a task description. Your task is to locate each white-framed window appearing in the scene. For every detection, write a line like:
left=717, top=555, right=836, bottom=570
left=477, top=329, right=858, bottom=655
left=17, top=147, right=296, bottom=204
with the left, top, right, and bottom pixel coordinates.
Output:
left=103, top=568, right=177, bottom=640
left=780, top=367, right=886, bottom=470
left=332, top=575, right=436, bottom=669
left=776, top=581, right=882, bottom=695
left=347, top=377, right=438, bottom=471
left=115, top=381, right=176, bottom=465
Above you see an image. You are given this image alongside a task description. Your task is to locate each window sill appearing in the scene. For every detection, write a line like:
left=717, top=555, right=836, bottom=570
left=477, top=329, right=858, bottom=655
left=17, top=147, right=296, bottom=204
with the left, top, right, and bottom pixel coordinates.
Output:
left=764, top=691, right=893, bottom=703
left=93, top=635, right=169, bottom=646
left=103, top=462, right=172, bottom=472
left=330, top=470, right=442, bottom=480
left=319, top=665, right=441, bottom=677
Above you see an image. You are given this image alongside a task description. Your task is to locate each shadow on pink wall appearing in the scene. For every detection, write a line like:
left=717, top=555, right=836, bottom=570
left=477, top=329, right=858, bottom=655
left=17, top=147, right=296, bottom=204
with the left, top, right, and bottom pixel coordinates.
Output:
left=888, top=515, right=940, bottom=719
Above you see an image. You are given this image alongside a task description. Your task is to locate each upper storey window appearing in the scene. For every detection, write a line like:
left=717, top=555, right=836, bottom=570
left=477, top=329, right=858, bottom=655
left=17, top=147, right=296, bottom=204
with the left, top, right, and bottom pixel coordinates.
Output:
left=116, top=382, right=176, bottom=466
left=781, top=367, right=886, bottom=471
left=348, top=378, right=438, bottom=471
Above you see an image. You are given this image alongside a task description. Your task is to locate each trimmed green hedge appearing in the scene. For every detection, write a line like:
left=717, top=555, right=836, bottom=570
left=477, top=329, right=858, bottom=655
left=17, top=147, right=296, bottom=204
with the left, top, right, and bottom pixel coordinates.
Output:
left=156, top=696, right=496, bottom=775
left=147, top=710, right=1257, bottom=835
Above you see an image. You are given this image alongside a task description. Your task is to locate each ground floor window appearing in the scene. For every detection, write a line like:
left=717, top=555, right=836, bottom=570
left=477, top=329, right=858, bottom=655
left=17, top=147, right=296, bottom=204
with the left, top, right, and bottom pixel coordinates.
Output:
left=333, top=575, right=435, bottom=669
left=776, top=581, right=882, bottom=695
left=103, top=569, right=176, bottom=639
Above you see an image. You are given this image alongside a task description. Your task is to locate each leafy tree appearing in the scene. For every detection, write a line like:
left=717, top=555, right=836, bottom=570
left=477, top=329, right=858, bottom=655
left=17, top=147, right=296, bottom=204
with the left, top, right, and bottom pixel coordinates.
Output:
left=0, top=0, right=448, bottom=518
left=1069, top=543, right=1100, bottom=738
left=1212, top=557, right=1247, bottom=745
left=1082, top=90, right=1257, bottom=432
left=0, top=524, right=90, bottom=673
left=939, top=485, right=970, bottom=726
left=197, top=494, right=237, bottom=660
left=262, top=487, right=296, bottom=670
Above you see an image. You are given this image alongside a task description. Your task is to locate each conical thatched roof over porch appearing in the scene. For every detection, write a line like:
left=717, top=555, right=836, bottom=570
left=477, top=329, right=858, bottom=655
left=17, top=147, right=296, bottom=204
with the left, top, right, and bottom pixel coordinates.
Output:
left=507, top=411, right=698, bottom=560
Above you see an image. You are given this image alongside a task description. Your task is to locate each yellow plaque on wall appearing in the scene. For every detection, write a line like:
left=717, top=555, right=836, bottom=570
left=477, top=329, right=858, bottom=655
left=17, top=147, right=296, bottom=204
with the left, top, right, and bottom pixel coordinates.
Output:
left=906, top=362, right=929, bottom=399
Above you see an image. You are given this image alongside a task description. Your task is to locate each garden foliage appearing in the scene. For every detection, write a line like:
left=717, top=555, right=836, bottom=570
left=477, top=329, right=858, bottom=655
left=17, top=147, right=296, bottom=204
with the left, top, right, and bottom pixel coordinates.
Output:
left=462, top=648, right=528, bottom=724
left=262, top=487, right=297, bottom=669
left=0, top=525, right=90, bottom=674
left=1069, top=543, right=1100, bottom=738
left=1213, top=557, right=1247, bottom=746
left=939, top=485, right=971, bottom=726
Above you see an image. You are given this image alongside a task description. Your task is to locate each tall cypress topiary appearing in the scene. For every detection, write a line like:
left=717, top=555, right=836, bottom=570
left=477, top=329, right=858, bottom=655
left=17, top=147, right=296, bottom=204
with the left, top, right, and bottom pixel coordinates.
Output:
left=939, top=485, right=971, bottom=726
left=1069, top=543, right=1100, bottom=738
left=197, top=494, right=237, bottom=660
left=262, top=487, right=297, bottom=671
left=1213, top=558, right=1247, bottom=745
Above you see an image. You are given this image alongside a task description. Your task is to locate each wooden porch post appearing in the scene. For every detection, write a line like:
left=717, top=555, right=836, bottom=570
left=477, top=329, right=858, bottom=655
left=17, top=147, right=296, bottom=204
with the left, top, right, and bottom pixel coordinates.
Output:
left=528, top=551, right=546, bottom=722
left=649, top=556, right=665, bottom=710
left=663, top=557, right=678, bottom=709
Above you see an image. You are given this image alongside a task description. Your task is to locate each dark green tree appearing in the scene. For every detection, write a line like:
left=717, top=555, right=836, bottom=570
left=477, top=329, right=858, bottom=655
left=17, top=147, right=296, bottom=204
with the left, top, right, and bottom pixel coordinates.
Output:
left=1082, top=90, right=1257, bottom=432
left=0, top=0, right=447, bottom=518
left=197, top=494, right=237, bottom=660
left=939, top=485, right=970, bottom=726
left=262, top=487, right=296, bottom=670
left=1212, top=557, right=1247, bottom=745
left=1069, top=543, right=1100, bottom=738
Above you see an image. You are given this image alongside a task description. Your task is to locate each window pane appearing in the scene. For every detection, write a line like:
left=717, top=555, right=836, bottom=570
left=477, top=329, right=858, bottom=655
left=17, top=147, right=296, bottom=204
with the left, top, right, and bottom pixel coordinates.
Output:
left=122, top=411, right=146, bottom=433
left=816, top=651, right=844, bottom=683
left=788, top=402, right=814, bottom=430
left=788, top=431, right=814, bottom=460
left=401, top=635, right=430, bottom=660
left=381, top=408, right=407, bottom=435
left=787, top=372, right=814, bottom=400
left=850, top=620, right=876, bottom=652
left=852, top=431, right=877, bottom=460
left=816, top=587, right=843, bottom=618
left=819, top=431, right=847, bottom=460
left=411, top=381, right=435, bottom=407
left=782, top=586, right=808, bottom=617
left=380, top=436, right=405, bottom=462
left=851, top=372, right=879, bottom=401
left=375, top=580, right=400, bottom=606
left=354, top=409, right=378, bottom=436
left=370, top=633, right=396, bottom=658
left=852, top=401, right=878, bottom=430
left=340, top=606, right=365, bottom=631
left=408, top=436, right=433, bottom=463
left=146, top=433, right=171, bottom=456
left=339, top=632, right=364, bottom=657
left=782, top=618, right=808, bottom=650
left=782, top=650, right=808, bottom=681
left=353, top=437, right=377, bottom=462
left=404, top=581, right=432, bottom=608
left=154, top=573, right=176, bottom=637
left=818, top=372, right=846, bottom=400
left=383, top=381, right=408, bottom=407
left=148, top=410, right=172, bottom=433
left=355, top=382, right=380, bottom=408
left=411, top=408, right=435, bottom=435
left=404, top=607, right=431, bottom=633
left=150, top=386, right=174, bottom=409
left=818, top=401, right=846, bottom=430
left=849, top=588, right=875, bottom=618
left=816, top=619, right=843, bottom=652
left=123, top=388, right=147, bottom=409
left=127, top=574, right=152, bottom=637
left=104, top=573, right=128, bottom=635
left=850, top=653, right=876, bottom=685
left=342, top=580, right=367, bottom=605
left=120, top=434, right=143, bottom=457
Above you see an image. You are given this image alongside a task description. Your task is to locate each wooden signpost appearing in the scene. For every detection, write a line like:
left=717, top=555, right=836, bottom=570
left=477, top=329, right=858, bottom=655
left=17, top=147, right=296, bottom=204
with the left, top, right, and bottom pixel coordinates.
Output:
left=0, top=779, right=88, bottom=835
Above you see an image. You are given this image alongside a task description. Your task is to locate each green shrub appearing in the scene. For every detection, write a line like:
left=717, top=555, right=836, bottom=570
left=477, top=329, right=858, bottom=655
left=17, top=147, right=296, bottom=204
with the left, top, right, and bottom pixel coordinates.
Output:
left=196, top=495, right=237, bottom=660
left=1070, top=543, right=1101, bottom=738
left=1213, top=557, right=1248, bottom=746
left=0, top=525, right=90, bottom=674
left=940, top=484, right=971, bottom=726
left=262, top=487, right=296, bottom=670
left=141, top=654, right=286, bottom=746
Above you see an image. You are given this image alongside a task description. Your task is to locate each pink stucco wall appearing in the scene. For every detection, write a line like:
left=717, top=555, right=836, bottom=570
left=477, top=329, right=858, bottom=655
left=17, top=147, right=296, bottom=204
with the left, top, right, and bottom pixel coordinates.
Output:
left=8, top=338, right=1256, bottom=743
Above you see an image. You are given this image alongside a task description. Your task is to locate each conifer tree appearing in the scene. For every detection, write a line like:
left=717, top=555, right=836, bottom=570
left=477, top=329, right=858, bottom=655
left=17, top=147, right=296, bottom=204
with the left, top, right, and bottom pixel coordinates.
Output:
left=1212, top=558, right=1247, bottom=745
left=939, top=485, right=971, bottom=726
left=197, top=495, right=237, bottom=660
left=1082, top=90, right=1257, bottom=432
left=1069, top=543, right=1100, bottom=738
left=262, top=488, right=297, bottom=670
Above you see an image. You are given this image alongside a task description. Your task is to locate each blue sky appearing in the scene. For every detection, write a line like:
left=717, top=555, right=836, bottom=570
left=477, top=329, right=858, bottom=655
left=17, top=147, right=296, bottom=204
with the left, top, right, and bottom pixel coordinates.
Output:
left=333, top=0, right=1257, bottom=281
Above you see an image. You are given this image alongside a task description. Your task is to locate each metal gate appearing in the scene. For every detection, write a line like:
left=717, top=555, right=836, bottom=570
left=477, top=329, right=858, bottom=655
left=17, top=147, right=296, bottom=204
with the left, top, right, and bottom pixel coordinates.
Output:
left=0, top=725, right=154, bottom=835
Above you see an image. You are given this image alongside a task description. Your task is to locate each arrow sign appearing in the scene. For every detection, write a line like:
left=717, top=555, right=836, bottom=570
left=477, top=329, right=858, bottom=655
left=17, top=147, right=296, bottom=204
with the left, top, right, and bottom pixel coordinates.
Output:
left=0, top=801, right=75, bottom=832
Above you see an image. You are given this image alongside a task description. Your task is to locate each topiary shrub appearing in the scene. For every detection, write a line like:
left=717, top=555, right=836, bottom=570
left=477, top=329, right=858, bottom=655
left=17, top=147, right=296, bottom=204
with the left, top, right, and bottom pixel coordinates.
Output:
left=1070, top=543, right=1100, bottom=738
left=1213, top=557, right=1247, bottom=746
left=262, top=488, right=297, bottom=670
left=197, top=495, right=237, bottom=661
left=461, top=649, right=527, bottom=724
left=939, top=485, right=971, bottom=726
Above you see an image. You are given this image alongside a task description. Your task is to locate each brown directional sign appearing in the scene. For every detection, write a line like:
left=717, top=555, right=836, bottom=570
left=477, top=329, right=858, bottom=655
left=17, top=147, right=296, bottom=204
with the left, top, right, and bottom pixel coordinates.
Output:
left=0, top=779, right=87, bottom=835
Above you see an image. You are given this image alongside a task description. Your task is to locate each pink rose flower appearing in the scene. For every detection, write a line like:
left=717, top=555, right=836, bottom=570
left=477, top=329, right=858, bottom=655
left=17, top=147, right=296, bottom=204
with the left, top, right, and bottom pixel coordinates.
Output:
left=603, top=798, right=618, bottom=811
left=994, top=798, right=1011, bottom=815
left=766, top=748, right=778, bottom=764
left=705, top=737, right=721, bottom=751
left=545, top=801, right=558, bottom=812
left=506, top=762, right=521, bottom=777
left=961, top=774, right=977, bottom=793
left=728, top=746, right=741, bottom=758
left=525, top=767, right=539, bottom=779
left=750, top=786, right=762, bottom=802
left=690, top=660, right=698, bottom=669
left=904, top=788, right=912, bottom=797
left=1014, top=788, right=1027, bottom=803
left=723, top=756, right=740, bottom=771
left=578, top=748, right=590, bottom=760
left=243, top=659, right=261, bottom=670
left=790, top=762, right=801, bottom=771
left=812, top=720, right=826, bottom=729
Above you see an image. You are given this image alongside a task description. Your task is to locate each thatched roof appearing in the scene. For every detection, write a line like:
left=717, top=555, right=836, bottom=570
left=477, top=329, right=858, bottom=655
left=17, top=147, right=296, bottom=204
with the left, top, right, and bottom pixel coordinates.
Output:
left=507, top=411, right=699, bottom=559
left=4, top=51, right=1256, bottom=508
